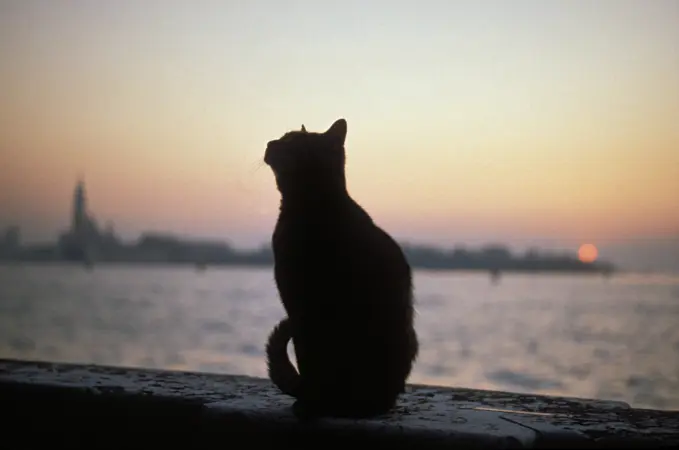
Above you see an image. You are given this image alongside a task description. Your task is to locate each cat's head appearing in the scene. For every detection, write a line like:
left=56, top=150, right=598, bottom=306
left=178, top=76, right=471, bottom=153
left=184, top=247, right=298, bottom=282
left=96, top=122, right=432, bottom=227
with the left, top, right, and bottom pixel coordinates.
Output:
left=265, top=118, right=348, bottom=196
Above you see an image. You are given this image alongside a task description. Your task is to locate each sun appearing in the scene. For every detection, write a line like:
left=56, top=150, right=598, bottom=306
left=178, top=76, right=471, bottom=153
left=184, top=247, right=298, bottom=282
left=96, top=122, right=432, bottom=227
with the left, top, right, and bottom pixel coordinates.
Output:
left=577, top=244, right=598, bottom=263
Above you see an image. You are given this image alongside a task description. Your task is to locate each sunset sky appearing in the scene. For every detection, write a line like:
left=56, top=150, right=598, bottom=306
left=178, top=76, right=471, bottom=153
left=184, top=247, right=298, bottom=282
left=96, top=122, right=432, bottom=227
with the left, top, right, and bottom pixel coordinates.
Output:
left=1, top=0, right=678, bottom=263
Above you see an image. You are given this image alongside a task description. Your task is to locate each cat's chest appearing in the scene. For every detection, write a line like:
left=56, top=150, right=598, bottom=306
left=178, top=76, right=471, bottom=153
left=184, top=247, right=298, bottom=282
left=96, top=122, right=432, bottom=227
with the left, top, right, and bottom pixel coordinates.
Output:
left=273, top=202, right=377, bottom=267
left=274, top=223, right=347, bottom=260
left=276, top=207, right=350, bottom=237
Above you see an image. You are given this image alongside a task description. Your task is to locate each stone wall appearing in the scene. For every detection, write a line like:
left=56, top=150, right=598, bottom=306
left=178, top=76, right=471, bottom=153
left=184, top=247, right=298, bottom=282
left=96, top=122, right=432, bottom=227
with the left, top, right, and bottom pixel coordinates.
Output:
left=1, top=358, right=677, bottom=448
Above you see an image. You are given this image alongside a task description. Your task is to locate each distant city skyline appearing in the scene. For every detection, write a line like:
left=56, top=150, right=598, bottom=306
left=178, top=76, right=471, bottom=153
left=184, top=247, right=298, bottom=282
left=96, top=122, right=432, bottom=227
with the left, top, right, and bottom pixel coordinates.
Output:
left=3, top=178, right=678, bottom=273
left=1, top=1, right=677, bottom=271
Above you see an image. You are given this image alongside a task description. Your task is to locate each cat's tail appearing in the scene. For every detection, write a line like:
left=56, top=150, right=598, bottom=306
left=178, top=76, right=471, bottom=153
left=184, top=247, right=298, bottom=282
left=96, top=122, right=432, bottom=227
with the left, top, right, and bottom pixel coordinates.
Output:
left=266, top=317, right=301, bottom=398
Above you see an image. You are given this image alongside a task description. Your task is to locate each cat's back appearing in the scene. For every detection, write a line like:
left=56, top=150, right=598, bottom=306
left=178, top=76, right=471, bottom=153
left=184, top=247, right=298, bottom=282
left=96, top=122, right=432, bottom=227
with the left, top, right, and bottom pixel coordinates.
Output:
left=274, top=195, right=411, bottom=316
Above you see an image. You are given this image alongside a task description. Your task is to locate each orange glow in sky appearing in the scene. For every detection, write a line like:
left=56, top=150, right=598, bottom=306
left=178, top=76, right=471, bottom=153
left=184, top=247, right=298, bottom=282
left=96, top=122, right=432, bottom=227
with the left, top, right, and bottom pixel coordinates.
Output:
left=0, top=1, right=678, bottom=247
left=578, top=244, right=599, bottom=264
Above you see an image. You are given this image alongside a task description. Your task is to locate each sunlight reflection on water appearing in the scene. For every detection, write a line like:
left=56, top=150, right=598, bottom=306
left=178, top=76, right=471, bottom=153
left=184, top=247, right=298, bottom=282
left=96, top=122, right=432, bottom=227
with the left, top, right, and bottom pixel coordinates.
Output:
left=0, top=265, right=677, bottom=410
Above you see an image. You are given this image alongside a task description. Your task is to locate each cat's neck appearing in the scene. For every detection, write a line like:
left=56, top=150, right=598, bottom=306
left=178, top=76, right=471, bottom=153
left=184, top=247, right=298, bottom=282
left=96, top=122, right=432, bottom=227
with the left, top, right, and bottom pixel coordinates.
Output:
left=277, top=173, right=348, bottom=206
left=278, top=183, right=352, bottom=213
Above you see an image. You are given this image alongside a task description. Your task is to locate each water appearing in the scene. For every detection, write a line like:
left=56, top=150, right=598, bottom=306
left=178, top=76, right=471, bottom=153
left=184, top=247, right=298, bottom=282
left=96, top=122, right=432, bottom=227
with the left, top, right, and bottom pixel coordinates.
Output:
left=1, top=264, right=677, bottom=411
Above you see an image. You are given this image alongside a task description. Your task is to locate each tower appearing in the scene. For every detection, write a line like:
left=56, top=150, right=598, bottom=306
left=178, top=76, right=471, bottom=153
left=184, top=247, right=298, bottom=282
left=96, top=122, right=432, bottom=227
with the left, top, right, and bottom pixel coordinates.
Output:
left=62, top=177, right=93, bottom=262
left=72, top=177, right=87, bottom=235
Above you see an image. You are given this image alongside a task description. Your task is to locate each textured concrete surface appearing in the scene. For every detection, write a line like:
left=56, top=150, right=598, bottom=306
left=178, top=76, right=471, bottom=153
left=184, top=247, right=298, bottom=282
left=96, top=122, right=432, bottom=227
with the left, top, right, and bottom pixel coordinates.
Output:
left=1, top=358, right=677, bottom=448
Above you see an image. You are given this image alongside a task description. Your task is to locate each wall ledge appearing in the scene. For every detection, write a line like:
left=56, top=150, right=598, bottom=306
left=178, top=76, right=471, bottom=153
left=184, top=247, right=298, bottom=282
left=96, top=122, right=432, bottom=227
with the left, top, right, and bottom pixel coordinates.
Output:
left=1, top=358, right=677, bottom=448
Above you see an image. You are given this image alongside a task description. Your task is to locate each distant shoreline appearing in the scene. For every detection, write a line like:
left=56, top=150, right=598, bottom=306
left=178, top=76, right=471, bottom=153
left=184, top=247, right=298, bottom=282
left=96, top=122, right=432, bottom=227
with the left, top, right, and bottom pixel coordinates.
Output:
left=1, top=234, right=616, bottom=276
left=0, top=259, right=615, bottom=276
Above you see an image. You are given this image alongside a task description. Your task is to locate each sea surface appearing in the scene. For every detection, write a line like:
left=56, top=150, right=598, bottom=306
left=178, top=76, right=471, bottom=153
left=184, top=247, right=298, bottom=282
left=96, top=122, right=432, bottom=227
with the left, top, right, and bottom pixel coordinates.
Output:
left=1, top=264, right=678, bottom=411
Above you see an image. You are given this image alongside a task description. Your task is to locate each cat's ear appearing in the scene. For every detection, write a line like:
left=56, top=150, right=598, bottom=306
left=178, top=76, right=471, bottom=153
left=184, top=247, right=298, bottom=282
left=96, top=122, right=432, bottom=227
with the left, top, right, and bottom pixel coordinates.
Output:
left=301, top=125, right=307, bottom=133
left=324, top=118, right=347, bottom=145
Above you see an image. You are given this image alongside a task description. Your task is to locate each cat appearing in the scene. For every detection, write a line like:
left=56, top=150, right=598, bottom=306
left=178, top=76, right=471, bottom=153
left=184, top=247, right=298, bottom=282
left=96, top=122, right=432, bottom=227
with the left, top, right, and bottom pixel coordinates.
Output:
left=264, top=118, right=418, bottom=419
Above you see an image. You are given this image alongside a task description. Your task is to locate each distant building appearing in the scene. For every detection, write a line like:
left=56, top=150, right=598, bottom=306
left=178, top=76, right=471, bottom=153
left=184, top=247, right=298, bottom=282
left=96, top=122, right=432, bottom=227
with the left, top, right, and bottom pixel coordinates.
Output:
left=4, top=226, right=20, bottom=249
left=0, top=225, right=21, bottom=259
left=480, top=245, right=512, bottom=263
left=58, top=178, right=120, bottom=261
left=72, top=178, right=101, bottom=241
